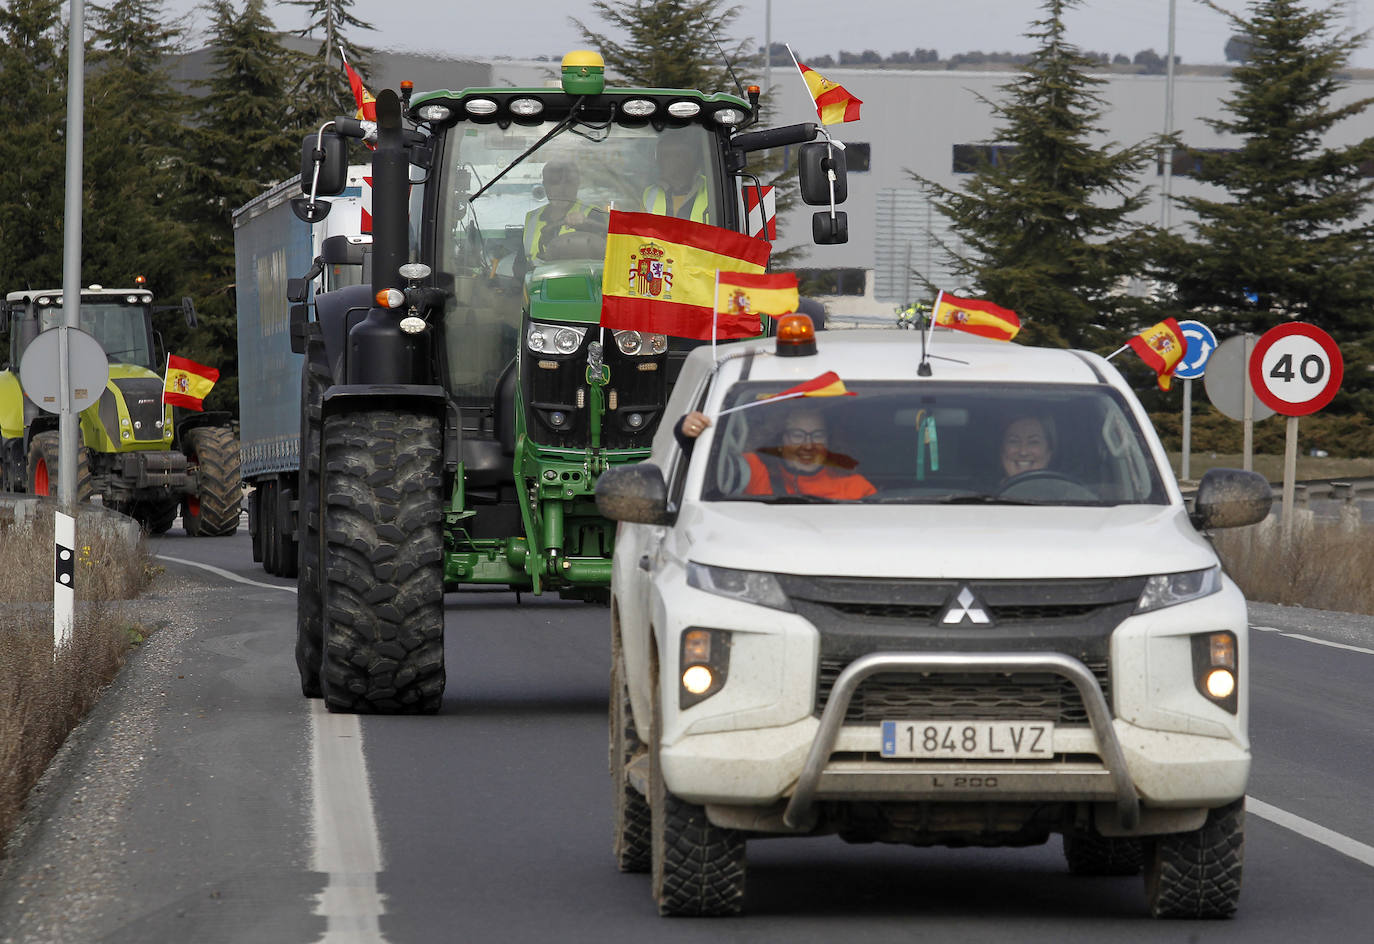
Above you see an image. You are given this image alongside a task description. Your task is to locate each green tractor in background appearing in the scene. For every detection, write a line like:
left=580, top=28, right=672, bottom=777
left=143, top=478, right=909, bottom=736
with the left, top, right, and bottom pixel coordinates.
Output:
left=0, top=284, right=242, bottom=535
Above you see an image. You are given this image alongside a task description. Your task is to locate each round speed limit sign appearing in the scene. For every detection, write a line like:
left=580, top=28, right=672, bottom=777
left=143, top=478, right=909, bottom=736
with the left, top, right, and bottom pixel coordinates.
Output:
left=1249, top=322, right=1343, bottom=416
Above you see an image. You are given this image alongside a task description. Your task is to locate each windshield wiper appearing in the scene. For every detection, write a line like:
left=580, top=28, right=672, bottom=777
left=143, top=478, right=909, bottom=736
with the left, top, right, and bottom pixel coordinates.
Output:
left=936, top=493, right=1038, bottom=505
left=469, top=103, right=582, bottom=202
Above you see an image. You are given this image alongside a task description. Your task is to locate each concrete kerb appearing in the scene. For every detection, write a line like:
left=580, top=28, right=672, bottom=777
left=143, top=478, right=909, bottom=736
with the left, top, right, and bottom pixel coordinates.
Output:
left=0, top=494, right=143, bottom=550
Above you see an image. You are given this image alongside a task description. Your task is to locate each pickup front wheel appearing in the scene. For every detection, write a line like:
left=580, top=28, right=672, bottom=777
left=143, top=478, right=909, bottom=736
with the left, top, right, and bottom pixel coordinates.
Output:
left=649, top=664, right=746, bottom=916
left=1144, top=798, right=1244, bottom=918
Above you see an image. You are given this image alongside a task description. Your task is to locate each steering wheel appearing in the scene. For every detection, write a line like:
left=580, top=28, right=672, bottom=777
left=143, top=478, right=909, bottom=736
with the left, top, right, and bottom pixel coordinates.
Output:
left=538, top=229, right=608, bottom=261
left=998, top=469, right=1097, bottom=501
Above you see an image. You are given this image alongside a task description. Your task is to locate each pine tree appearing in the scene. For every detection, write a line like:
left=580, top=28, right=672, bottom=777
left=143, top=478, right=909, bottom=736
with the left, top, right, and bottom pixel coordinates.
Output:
left=85, top=0, right=196, bottom=298
left=183, top=0, right=302, bottom=415
left=0, top=0, right=69, bottom=290
left=285, top=0, right=376, bottom=126
left=1156, top=0, right=1374, bottom=411
left=913, top=0, right=1159, bottom=349
left=573, top=0, right=752, bottom=93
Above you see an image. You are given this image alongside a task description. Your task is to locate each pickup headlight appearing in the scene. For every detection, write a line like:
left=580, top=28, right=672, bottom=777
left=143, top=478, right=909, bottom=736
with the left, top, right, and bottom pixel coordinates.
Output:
left=1135, top=565, right=1221, bottom=613
left=686, top=562, right=793, bottom=612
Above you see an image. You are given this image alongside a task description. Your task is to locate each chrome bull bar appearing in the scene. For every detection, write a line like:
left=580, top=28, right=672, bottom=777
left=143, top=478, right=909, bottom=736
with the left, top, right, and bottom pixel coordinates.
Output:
left=781, top=651, right=1141, bottom=831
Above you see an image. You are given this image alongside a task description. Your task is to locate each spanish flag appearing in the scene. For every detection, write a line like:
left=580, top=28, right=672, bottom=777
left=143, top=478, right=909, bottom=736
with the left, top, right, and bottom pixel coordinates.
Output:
left=932, top=293, right=1021, bottom=341
left=797, top=61, right=862, bottom=125
left=163, top=355, right=219, bottom=411
left=1127, top=318, right=1185, bottom=391
left=601, top=210, right=771, bottom=339
left=770, top=371, right=856, bottom=400
left=716, top=270, right=799, bottom=333
left=344, top=58, right=376, bottom=122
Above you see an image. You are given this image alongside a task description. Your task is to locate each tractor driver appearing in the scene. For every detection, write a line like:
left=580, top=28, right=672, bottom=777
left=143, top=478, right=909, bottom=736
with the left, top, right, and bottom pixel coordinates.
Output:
left=523, top=159, right=606, bottom=262
left=642, top=136, right=711, bottom=223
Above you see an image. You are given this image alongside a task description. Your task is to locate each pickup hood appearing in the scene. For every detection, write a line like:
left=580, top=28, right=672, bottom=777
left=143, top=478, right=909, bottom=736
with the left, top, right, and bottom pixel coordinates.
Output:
left=674, top=501, right=1218, bottom=581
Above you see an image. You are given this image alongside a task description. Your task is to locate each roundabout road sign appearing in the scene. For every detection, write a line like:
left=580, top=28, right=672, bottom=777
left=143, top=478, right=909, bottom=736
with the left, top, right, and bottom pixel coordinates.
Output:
left=1249, top=322, right=1343, bottom=416
left=1173, top=320, right=1217, bottom=380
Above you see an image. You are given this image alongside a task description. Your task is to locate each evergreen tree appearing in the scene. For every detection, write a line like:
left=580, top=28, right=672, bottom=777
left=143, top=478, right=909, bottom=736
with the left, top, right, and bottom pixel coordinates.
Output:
left=1155, top=0, right=1374, bottom=411
left=573, top=0, right=752, bottom=93
left=85, top=0, right=196, bottom=299
left=0, top=0, right=68, bottom=291
left=285, top=0, right=376, bottom=126
left=913, top=0, right=1159, bottom=349
left=183, top=0, right=302, bottom=415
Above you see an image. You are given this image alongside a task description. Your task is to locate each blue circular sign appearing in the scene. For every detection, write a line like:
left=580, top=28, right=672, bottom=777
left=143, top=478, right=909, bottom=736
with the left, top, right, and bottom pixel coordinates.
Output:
left=1174, top=320, right=1218, bottom=380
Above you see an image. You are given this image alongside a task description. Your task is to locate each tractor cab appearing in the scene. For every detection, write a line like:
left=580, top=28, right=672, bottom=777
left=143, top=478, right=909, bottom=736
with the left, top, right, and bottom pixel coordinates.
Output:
left=4, top=286, right=157, bottom=371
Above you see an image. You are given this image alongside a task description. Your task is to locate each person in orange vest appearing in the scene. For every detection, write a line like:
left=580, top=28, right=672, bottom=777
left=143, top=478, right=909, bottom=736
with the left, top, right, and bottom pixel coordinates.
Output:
left=674, top=406, right=875, bottom=500
left=523, top=159, right=605, bottom=262
left=642, top=136, right=711, bottom=223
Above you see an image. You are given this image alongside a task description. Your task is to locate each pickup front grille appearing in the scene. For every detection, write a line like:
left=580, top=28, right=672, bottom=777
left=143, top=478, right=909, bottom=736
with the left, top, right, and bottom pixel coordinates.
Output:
left=814, top=658, right=1111, bottom=725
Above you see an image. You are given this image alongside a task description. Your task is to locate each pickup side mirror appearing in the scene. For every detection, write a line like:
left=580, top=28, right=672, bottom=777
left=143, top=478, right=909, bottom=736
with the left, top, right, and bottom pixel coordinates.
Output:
left=1191, top=468, right=1272, bottom=530
left=595, top=462, right=672, bottom=525
left=798, top=141, right=847, bottom=205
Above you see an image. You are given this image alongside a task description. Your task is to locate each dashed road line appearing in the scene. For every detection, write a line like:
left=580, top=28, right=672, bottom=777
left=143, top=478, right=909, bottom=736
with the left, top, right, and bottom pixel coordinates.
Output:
left=1248, top=797, right=1374, bottom=869
left=1252, top=625, right=1374, bottom=656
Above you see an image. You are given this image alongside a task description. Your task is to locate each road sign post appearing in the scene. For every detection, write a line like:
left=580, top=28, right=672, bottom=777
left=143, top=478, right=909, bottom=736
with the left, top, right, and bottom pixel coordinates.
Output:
left=1249, top=322, right=1344, bottom=543
left=1174, top=320, right=1217, bottom=481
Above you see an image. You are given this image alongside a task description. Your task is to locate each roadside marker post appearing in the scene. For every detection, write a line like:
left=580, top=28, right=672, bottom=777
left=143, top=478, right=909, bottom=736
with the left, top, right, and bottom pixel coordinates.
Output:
left=54, top=510, right=75, bottom=652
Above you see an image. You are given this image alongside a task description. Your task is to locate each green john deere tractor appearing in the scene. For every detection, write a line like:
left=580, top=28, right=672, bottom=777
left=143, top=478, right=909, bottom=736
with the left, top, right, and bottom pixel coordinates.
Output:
left=0, top=285, right=242, bottom=534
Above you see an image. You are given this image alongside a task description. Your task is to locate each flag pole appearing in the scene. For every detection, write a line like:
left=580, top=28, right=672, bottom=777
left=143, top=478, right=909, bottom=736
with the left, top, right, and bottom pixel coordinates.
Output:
left=923, top=290, right=943, bottom=367
left=784, top=44, right=817, bottom=120
left=1105, top=344, right=1129, bottom=361
left=712, top=269, right=721, bottom=365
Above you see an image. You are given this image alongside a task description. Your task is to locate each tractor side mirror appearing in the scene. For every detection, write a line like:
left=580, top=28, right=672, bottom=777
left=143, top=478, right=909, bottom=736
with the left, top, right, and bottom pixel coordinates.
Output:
left=182, top=296, right=198, bottom=328
left=299, top=131, right=348, bottom=197
left=798, top=141, right=848, bottom=206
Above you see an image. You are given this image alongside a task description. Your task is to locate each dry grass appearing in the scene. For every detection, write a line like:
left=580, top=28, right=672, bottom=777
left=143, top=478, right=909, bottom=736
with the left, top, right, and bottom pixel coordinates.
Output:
left=0, top=511, right=157, bottom=861
left=1214, top=518, right=1374, bottom=614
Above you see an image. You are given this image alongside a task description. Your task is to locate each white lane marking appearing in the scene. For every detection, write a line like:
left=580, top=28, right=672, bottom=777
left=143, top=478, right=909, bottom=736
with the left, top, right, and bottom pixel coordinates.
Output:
left=154, top=554, right=296, bottom=593
left=1252, top=625, right=1374, bottom=656
left=1248, top=796, right=1374, bottom=869
left=311, top=700, right=389, bottom=943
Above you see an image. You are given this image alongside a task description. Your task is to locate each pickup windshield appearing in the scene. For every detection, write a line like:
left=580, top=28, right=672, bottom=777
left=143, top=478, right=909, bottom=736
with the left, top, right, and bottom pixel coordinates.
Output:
left=702, top=381, right=1169, bottom=506
left=432, top=122, right=720, bottom=402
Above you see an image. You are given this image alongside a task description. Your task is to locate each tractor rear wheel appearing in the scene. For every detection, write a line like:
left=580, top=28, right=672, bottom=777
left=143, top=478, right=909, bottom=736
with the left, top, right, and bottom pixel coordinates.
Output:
left=319, top=408, right=445, bottom=714
left=182, top=426, right=242, bottom=537
left=295, top=348, right=329, bottom=698
left=26, top=431, right=93, bottom=502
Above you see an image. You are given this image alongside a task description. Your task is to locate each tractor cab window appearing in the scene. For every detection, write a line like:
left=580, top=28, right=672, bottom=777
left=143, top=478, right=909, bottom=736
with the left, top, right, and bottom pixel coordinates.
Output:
left=432, top=121, right=721, bottom=403
left=36, top=301, right=155, bottom=370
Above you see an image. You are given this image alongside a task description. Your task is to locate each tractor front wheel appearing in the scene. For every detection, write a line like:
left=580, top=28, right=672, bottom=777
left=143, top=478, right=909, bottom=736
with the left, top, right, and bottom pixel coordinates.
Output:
left=319, top=408, right=445, bottom=714
left=182, top=426, right=242, bottom=537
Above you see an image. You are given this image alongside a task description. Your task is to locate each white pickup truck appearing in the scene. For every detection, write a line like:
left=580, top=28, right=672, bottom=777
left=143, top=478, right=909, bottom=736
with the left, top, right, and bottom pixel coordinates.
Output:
left=596, top=317, right=1271, bottom=918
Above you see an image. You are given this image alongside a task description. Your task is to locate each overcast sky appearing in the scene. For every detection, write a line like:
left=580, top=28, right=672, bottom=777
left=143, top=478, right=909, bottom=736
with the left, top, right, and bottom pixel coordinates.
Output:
left=160, top=0, right=1374, bottom=70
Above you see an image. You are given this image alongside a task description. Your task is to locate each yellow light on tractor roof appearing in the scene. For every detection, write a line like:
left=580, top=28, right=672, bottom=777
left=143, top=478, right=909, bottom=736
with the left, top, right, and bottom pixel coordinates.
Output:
left=562, top=50, right=605, bottom=96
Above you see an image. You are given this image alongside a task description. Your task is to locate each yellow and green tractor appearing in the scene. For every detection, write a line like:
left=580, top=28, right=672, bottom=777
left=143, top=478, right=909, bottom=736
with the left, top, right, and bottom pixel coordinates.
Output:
left=0, top=285, right=242, bottom=535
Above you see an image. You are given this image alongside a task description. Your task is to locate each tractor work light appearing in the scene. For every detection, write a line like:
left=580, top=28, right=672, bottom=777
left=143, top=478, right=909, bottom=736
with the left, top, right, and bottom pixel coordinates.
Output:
left=679, top=627, right=731, bottom=708
left=712, top=108, right=746, bottom=126
left=621, top=98, right=657, bottom=117
left=416, top=104, right=452, bottom=122
left=399, top=316, right=426, bottom=334
left=775, top=314, right=818, bottom=357
left=509, top=98, right=544, bottom=117
left=399, top=262, right=431, bottom=281
left=1192, top=630, right=1239, bottom=714
left=667, top=101, right=701, bottom=118
left=465, top=98, right=498, bottom=117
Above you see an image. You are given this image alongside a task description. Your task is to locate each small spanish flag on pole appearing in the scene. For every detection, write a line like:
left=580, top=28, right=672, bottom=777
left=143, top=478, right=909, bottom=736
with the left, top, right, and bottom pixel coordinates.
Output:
left=1122, top=318, right=1186, bottom=391
left=931, top=292, right=1021, bottom=341
left=163, top=354, right=219, bottom=411
left=787, top=46, right=862, bottom=124
left=717, top=370, right=856, bottom=417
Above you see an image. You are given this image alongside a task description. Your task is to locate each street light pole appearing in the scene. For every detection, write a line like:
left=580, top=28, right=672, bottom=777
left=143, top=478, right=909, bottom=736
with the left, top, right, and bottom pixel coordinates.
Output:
left=60, top=0, right=87, bottom=512
left=1160, top=0, right=1177, bottom=231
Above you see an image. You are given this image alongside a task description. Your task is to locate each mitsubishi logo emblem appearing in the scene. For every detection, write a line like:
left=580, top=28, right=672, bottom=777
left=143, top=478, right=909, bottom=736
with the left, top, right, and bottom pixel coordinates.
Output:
left=941, top=586, right=992, bottom=625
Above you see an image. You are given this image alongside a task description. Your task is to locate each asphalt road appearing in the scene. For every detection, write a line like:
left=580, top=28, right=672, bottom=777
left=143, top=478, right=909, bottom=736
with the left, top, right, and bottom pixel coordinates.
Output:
left=1, top=521, right=1371, bottom=942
